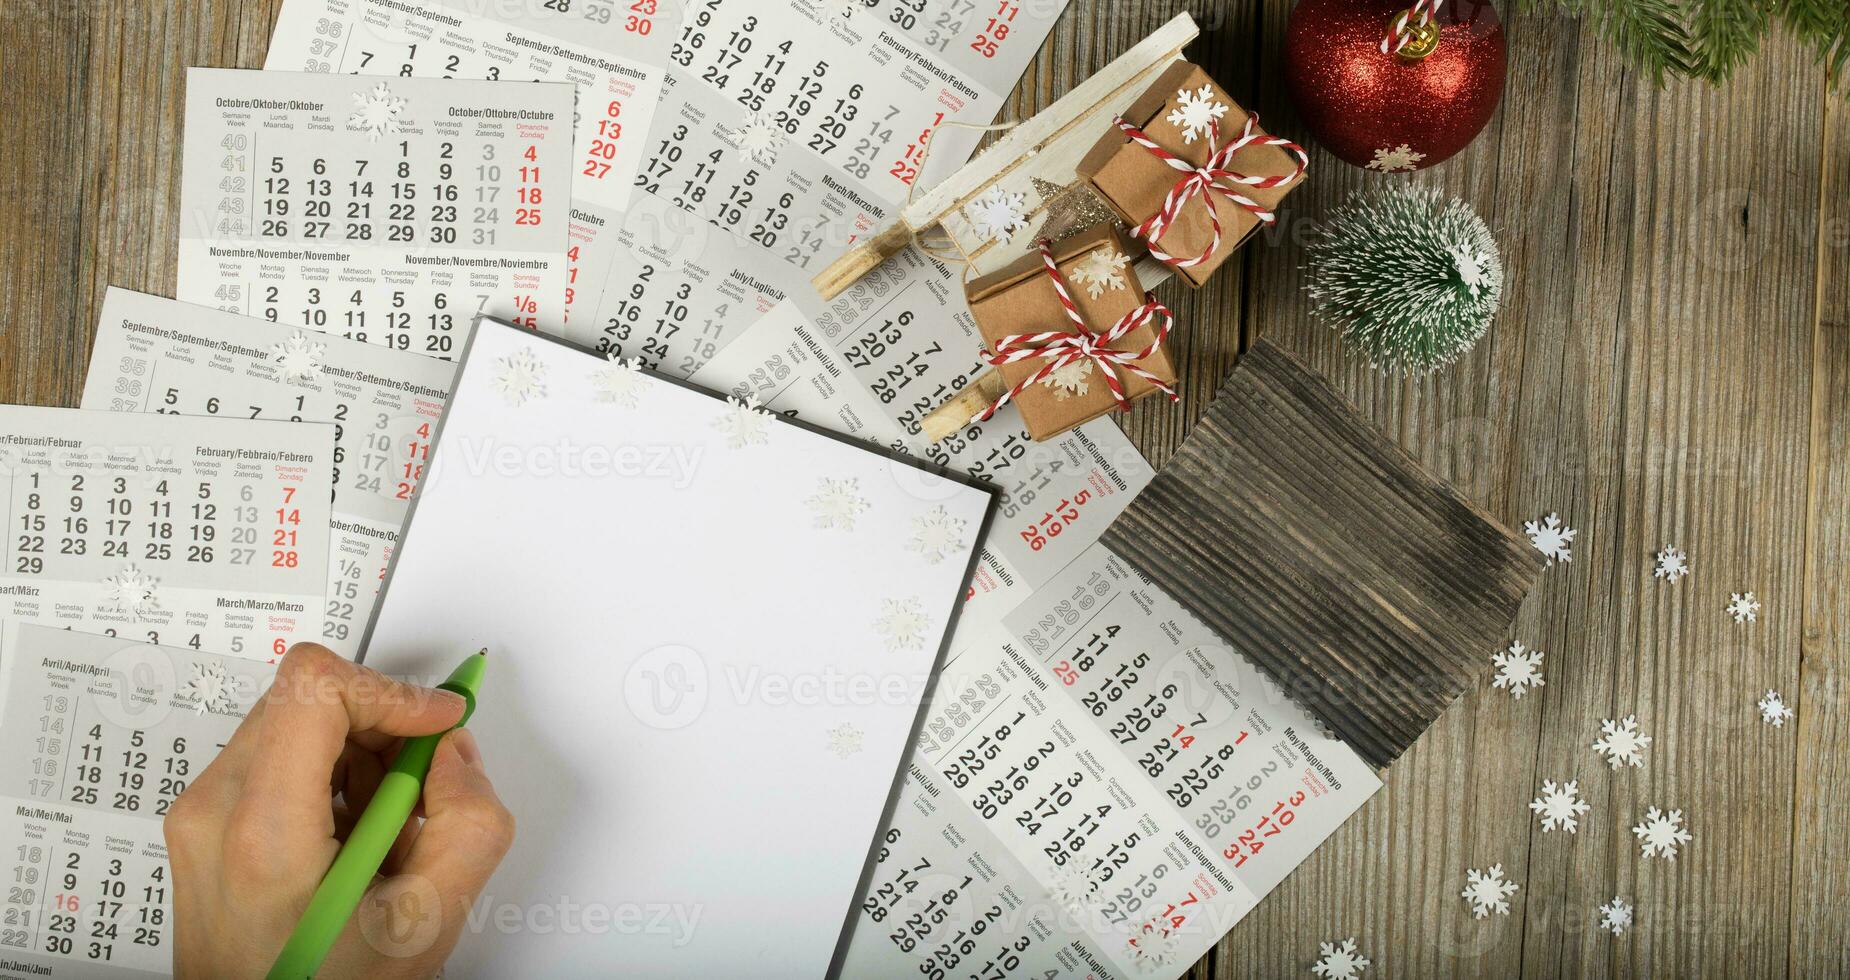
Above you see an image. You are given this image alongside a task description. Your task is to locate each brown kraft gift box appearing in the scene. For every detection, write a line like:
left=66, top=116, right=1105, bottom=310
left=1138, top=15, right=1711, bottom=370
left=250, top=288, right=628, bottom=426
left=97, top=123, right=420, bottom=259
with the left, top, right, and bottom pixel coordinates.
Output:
left=1076, top=59, right=1304, bottom=287
left=965, top=224, right=1176, bottom=441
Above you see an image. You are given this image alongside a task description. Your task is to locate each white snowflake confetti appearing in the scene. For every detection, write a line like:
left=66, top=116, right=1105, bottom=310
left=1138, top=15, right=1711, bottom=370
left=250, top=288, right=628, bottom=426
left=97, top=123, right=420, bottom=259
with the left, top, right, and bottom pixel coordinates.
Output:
left=1047, top=864, right=1095, bottom=916
left=826, top=722, right=864, bottom=759
left=271, top=331, right=327, bottom=382
left=1163, top=85, right=1228, bottom=144
left=1461, top=865, right=1518, bottom=918
left=1365, top=143, right=1426, bottom=172
left=1592, top=715, right=1651, bottom=769
left=1528, top=779, right=1591, bottom=833
left=726, top=110, right=787, bottom=166
left=1448, top=243, right=1493, bottom=298
left=964, top=188, right=1029, bottom=243
left=493, top=347, right=548, bottom=407
left=1631, top=806, right=1691, bottom=859
left=1490, top=641, right=1545, bottom=699
left=348, top=82, right=407, bottom=140
left=1653, top=545, right=1690, bottom=583
left=1131, top=931, right=1181, bottom=972
left=807, top=477, right=870, bottom=530
left=714, top=395, right=774, bottom=449
left=1311, top=937, right=1370, bottom=979
left=1524, top=513, right=1576, bottom=567
left=1598, top=897, right=1633, bottom=936
left=1727, top=592, right=1761, bottom=624
left=1068, top=246, right=1131, bottom=299
left=907, top=506, right=967, bottom=565
left=1039, top=361, right=1093, bottom=400
left=1758, top=689, right=1794, bottom=727
left=590, top=354, right=647, bottom=408
left=102, top=564, right=159, bottom=618
left=875, top=596, right=927, bottom=652
left=183, top=661, right=236, bottom=716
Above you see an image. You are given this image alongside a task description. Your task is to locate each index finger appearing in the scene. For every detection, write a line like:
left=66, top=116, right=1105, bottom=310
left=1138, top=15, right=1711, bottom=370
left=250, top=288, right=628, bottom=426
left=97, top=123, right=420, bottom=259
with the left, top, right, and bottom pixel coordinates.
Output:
left=229, top=644, right=465, bottom=846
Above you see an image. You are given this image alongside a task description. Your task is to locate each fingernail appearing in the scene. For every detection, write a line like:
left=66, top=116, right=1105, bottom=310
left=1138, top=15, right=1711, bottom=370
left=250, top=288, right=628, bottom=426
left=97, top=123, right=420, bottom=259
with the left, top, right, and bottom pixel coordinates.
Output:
left=434, top=689, right=467, bottom=715
left=451, top=728, right=483, bottom=768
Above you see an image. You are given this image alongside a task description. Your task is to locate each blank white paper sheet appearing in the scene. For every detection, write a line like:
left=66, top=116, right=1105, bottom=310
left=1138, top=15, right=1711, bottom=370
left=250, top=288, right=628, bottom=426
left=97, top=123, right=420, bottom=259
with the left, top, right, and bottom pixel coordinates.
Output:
left=361, top=318, right=994, bottom=978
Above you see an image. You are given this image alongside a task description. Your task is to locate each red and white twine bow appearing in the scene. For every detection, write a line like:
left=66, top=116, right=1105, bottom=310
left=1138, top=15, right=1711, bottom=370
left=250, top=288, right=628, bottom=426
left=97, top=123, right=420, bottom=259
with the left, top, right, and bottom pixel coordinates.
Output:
left=975, top=239, right=1178, bottom=423
left=1380, top=0, right=1444, bottom=54
left=1112, top=113, right=1308, bottom=270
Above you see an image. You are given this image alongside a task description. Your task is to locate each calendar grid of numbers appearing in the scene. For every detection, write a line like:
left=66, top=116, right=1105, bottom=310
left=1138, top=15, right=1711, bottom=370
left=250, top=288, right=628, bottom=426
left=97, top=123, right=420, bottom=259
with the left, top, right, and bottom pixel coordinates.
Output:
left=0, top=405, right=334, bottom=661
left=176, top=68, right=576, bottom=354
left=0, top=622, right=275, bottom=978
left=79, top=289, right=457, bottom=659
left=838, top=545, right=1382, bottom=978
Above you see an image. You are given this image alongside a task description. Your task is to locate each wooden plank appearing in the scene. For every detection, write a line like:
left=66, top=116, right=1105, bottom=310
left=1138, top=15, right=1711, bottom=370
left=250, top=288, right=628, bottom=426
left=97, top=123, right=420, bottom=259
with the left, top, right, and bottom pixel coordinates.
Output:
left=1793, top=88, right=1850, bottom=978
left=1103, top=340, right=1544, bottom=769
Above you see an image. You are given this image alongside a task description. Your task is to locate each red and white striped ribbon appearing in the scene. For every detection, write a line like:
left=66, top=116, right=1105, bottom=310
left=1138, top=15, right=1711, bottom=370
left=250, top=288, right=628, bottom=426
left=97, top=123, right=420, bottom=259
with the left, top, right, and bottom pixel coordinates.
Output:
left=975, top=239, right=1179, bottom=424
left=1113, top=113, right=1308, bottom=270
left=1380, top=0, right=1444, bottom=55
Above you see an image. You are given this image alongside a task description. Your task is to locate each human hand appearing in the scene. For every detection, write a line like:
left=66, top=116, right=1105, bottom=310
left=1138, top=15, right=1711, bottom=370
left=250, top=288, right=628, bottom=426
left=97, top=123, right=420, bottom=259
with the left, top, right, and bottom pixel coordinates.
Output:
left=164, top=644, right=515, bottom=978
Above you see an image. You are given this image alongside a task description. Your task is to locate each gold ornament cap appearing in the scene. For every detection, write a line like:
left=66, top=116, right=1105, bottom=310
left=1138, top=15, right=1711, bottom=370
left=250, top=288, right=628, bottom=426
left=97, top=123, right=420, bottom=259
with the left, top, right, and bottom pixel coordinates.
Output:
left=1391, top=9, right=1441, bottom=60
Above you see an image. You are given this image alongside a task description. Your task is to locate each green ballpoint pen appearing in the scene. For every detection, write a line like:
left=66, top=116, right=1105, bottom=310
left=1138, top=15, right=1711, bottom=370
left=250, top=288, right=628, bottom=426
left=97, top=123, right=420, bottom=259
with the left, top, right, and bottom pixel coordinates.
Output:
left=267, top=649, right=487, bottom=979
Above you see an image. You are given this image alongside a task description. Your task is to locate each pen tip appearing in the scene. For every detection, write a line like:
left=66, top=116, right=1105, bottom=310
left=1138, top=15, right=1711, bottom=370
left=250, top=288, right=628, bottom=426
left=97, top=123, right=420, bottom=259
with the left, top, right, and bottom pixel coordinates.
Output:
left=477, top=647, right=488, bottom=658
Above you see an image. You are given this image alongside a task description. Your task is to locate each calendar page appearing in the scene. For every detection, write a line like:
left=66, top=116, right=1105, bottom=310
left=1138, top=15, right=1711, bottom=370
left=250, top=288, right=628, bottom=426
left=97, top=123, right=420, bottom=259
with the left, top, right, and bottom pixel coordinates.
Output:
left=688, top=246, right=1155, bottom=626
left=838, top=545, right=1382, bottom=979
left=0, top=622, right=273, bottom=978
left=176, top=68, right=576, bottom=354
left=79, top=289, right=456, bottom=659
left=0, top=405, right=333, bottom=661
left=263, top=0, right=1071, bottom=370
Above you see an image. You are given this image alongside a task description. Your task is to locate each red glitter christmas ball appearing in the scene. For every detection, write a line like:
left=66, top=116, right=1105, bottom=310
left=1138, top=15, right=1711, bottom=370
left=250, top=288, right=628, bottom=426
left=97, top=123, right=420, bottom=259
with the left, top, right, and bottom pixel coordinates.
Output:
left=1284, top=0, right=1507, bottom=172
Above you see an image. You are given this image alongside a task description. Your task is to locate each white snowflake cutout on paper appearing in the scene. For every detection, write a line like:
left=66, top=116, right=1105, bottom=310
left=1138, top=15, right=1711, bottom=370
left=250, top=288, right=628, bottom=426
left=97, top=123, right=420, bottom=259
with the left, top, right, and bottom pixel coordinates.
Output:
left=807, top=477, right=869, bottom=530
left=1528, top=779, right=1591, bottom=833
left=964, top=189, right=1029, bottom=243
left=1461, top=865, right=1518, bottom=918
left=826, top=722, right=864, bottom=759
left=1653, top=546, right=1690, bottom=583
left=1311, top=938, right=1370, bottom=979
left=875, top=596, right=927, bottom=652
left=714, top=395, right=774, bottom=449
left=183, top=661, right=236, bottom=716
left=1039, top=361, right=1093, bottom=400
left=907, top=506, right=967, bottom=565
left=1727, top=592, right=1761, bottom=624
left=1524, top=513, right=1576, bottom=567
left=726, top=110, right=787, bottom=167
left=1490, top=642, right=1544, bottom=699
left=1365, top=143, right=1425, bottom=173
left=348, top=82, right=408, bottom=141
left=1164, top=85, right=1228, bottom=144
left=1758, top=689, right=1794, bottom=727
left=271, top=331, right=327, bottom=383
left=103, top=564, right=159, bottom=618
left=1047, top=864, right=1094, bottom=916
left=1069, top=246, right=1131, bottom=299
left=1631, top=806, right=1691, bottom=859
left=590, top=354, right=647, bottom=408
left=1131, top=931, right=1181, bottom=972
left=1592, top=715, right=1651, bottom=769
left=493, top=347, right=548, bottom=406
left=1598, top=897, right=1633, bottom=936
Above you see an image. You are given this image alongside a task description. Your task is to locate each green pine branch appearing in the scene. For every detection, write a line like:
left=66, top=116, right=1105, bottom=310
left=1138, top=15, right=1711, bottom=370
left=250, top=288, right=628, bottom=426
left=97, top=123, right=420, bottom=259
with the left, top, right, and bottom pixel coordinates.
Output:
left=1513, top=0, right=1849, bottom=90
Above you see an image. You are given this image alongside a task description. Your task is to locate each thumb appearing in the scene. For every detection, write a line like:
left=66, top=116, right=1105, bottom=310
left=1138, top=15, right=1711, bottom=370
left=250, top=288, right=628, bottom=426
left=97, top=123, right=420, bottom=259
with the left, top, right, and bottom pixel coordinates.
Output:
left=345, top=730, right=515, bottom=970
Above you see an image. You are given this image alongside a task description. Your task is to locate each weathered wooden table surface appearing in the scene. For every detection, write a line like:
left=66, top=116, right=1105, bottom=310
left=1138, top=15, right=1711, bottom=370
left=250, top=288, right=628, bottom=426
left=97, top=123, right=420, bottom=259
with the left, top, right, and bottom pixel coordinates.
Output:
left=3, top=1, right=1845, bottom=976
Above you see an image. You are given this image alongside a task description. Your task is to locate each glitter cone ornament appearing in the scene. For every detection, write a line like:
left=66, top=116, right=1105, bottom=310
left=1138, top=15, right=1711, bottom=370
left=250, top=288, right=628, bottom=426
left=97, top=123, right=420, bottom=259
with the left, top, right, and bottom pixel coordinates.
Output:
left=1284, top=0, right=1506, bottom=172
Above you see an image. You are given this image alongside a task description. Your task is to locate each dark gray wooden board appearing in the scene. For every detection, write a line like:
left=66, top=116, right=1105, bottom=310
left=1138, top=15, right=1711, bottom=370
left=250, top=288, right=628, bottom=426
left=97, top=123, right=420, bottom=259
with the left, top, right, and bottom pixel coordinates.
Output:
left=1104, top=340, right=1545, bottom=769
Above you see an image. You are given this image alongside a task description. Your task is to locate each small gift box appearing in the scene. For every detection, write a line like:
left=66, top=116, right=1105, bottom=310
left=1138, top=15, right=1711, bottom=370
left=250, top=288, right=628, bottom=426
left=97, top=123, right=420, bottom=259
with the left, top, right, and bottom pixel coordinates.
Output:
left=1076, top=60, right=1308, bottom=288
left=966, top=224, right=1178, bottom=441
